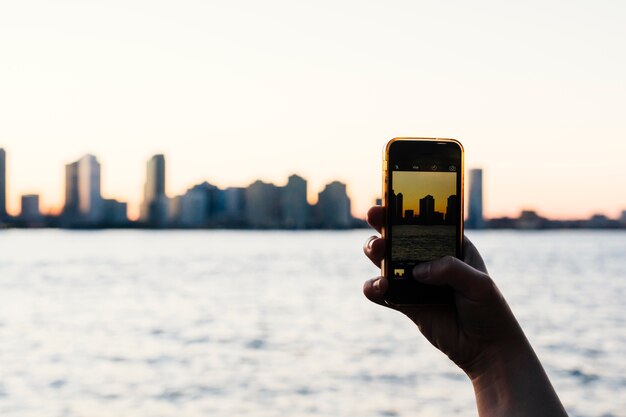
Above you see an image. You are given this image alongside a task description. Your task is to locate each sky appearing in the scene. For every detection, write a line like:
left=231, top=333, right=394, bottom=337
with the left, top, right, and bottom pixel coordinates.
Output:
left=1, top=0, right=625, bottom=220
left=393, top=172, right=456, bottom=216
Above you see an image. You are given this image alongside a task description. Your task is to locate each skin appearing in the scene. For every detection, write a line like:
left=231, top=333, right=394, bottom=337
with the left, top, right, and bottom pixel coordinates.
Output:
left=362, top=206, right=568, bottom=417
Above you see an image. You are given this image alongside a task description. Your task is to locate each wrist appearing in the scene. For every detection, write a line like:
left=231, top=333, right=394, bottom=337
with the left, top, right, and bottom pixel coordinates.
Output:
left=468, top=339, right=568, bottom=417
left=470, top=341, right=536, bottom=402
left=466, top=337, right=534, bottom=383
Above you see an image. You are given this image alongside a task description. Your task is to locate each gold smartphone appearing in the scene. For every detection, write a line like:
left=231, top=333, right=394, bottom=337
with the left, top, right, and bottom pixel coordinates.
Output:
left=382, top=138, right=464, bottom=305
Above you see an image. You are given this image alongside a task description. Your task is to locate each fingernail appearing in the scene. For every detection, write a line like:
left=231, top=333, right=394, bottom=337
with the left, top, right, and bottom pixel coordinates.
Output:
left=366, top=236, right=376, bottom=250
left=372, top=278, right=381, bottom=293
left=413, top=263, right=431, bottom=281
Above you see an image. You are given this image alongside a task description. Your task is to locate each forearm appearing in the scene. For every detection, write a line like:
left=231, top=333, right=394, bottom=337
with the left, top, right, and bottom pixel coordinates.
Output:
left=470, top=341, right=568, bottom=417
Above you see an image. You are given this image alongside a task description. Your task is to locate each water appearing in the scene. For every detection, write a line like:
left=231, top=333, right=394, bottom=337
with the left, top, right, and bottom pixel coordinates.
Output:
left=0, top=230, right=624, bottom=417
left=391, top=225, right=456, bottom=261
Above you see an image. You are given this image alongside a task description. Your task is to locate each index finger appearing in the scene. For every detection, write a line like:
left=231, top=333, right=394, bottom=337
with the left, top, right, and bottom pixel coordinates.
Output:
left=366, top=206, right=384, bottom=233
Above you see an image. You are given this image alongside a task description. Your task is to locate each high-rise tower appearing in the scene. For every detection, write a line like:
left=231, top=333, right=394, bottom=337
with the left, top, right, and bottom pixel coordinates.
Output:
left=419, top=194, right=435, bottom=222
left=140, top=154, right=168, bottom=226
left=63, top=161, right=80, bottom=217
left=315, top=181, right=352, bottom=228
left=446, top=194, right=458, bottom=224
left=245, top=180, right=282, bottom=228
left=282, top=174, right=308, bottom=229
left=78, top=154, right=103, bottom=222
left=61, top=155, right=104, bottom=223
left=467, top=168, right=485, bottom=229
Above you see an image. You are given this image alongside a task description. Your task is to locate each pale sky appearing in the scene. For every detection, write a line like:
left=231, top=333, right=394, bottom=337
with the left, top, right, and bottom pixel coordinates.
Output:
left=1, top=0, right=625, bottom=220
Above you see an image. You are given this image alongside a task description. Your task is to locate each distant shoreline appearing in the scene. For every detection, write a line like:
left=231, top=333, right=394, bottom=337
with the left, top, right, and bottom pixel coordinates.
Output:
left=2, top=209, right=626, bottom=231
left=1, top=224, right=625, bottom=231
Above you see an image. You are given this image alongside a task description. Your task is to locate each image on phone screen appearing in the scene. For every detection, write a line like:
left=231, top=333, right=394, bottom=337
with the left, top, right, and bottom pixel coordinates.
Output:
left=389, top=167, right=458, bottom=277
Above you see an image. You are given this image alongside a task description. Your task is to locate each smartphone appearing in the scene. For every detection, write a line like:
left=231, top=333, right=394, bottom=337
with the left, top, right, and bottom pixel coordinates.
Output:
left=382, top=138, right=464, bottom=306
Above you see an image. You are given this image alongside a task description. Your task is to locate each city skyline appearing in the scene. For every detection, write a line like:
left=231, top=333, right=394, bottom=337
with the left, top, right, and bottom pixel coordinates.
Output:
left=1, top=2, right=626, bottom=221
left=1, top=146, right=626, bottom=224
left=0, top=148, right=360, bottom=229
left=0, top=147, right=360, bottom=221
left=1, top=147, right=625, bottom=229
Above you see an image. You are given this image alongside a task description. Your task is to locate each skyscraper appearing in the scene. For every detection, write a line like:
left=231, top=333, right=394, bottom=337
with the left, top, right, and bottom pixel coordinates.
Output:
left=396, top=193, right=404, bottom=220
left=282, top=174, right=308, bottom=229
left=177, top=187, right=210, bottom=228
left=77, top=154, right=103, bottom=223
left=0, top=148, right=6, bottom=220
left=245, top=180, right=282, bottom=228
left=315, top=181, right=352, bottom=228
left=223, top=187, right=246, bottom=225
left=445, top=195, right=458, bottom=224
left=467, top=168, right=485, bottom=229
left=61, top=155, right=108, bottom=224
left=140, top=154, right=168, bottom=227
left=63, top=161, right=80, bottom=217
left=389, top=191, right=403, bottom=221
left=419, top=194, right=435, bottom=222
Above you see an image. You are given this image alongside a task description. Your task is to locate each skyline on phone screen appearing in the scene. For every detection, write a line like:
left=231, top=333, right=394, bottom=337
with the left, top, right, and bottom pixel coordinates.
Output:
left=390, top=170, right=458, bottom=263
left=392, top=171, right=456, bottom=218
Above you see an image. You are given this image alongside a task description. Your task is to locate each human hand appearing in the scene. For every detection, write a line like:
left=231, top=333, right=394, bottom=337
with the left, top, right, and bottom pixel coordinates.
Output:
left=363, top=207, right=568, bottom=416
left=362, top=205, right=527, bottom=379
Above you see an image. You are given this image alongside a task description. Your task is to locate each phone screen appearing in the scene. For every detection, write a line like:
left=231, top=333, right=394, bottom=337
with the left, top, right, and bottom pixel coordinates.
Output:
left=390, top=170, right=458, bottom=267
left=385, top=139, right=463, bottom=304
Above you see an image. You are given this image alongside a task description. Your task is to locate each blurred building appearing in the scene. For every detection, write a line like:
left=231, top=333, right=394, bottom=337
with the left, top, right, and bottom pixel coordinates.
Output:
left=314, top=181, right=352, bottom=228
left=140, top=154, right=168, bottom=227
left=467, top=168, right=485, bottom=229
left=281, top=174, right=308, bottom=229
left=63, top=161, right=80, bottom=218
left=585, top=214, right=614, bottom=229
left=61, top=155, right=127, bottom=227
left=102, top=199, right=128, bottom=225
left=0, top=148, right=6, bottom=220
left=20, top=194, right=41, bottom=223
left=169, top=181, right=242, bottom=228
left=223, top=187, right=246, bottom=226
left=203, top=183, right=225, bottom=222
left=172, top=186, right=210, bottom=228
left=77, top=154, right=104, bottom=223
left=245, top=180, right=282, bottom=228
left=516, top=210, right=546, bottom=229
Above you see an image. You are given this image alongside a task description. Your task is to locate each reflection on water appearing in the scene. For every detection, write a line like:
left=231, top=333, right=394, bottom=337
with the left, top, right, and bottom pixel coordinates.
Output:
left=0, top=230, right=624, bottom=417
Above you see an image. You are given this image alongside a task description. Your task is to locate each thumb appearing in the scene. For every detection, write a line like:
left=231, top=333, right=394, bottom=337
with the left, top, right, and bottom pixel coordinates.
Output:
left=413, top=256, right=496, bottom=301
